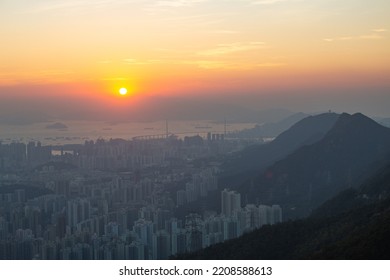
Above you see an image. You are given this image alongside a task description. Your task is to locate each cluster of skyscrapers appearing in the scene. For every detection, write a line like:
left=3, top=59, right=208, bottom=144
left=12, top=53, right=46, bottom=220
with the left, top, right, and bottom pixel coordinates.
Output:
left=0, top=134, right=277, bottom=259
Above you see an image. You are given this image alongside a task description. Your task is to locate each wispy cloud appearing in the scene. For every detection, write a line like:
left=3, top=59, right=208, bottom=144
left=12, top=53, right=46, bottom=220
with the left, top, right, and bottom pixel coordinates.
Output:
left=193, top=61, right=286, bottom=70
left=323, top=37, right=353, bottom=42
left=154, top=0, right=207, bottom=8
left=251, top=0, right=287, bottom=5
left=175, top=58, right=286, bottom=70
left=123, top=58, right=138, bottom=64
left=0, top=69, right=75, bottom=85
left=207, top=30, right=239, bottom=34
left=198, top=42, right=267, bottom=56
left=102, top=77, right=129, bottom=81
left=323, top=29, right=387, bottom=42
left=123, top=58, right=165, bottom=65
left=150, top=41, right=278, bottom=70
left=97, top=60, right=112, bottom=64
left=182, top=60, right=230, bottom=69
left=250, top=0, right=303, bottom=5
left=19, top=0, right=141, bottom=14
left=359, top=34, right=384, bottom=40
left=372, top=28, right=387, bottom=33
left=256, top=62, right=287, bottom=67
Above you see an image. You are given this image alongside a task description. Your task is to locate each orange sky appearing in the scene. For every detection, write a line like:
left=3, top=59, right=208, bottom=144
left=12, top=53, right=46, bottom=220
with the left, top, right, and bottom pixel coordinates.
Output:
left=0, top=0, right=389, bottom=117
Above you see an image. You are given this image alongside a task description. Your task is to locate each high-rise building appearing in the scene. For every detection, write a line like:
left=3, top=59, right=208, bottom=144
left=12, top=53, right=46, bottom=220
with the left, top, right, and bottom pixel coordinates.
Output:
left=152, top=230, right=171, bottom=259
left=176, top=190, right=187, bottom=206
left=133, top=219, right=154, bottom=259
left=271, top=205, right=283, bottom=224
left=185, top=214, right=203, bottom=252
left=221, top=189, right=241, bottom=218
left=66, top=198, right=91, bottom=229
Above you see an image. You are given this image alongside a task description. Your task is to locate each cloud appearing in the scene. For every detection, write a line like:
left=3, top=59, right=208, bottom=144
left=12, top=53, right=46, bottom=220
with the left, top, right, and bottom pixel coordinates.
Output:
left=123, top=58, right=165, bottom=65
left=251, top=0, right=287, bottom=4
left=102, top=77, right=128, bottom=81
left=323, top=37, right=352, bottom=42
left=372, top=28, right=387, bottom=33
left=198, top=42, right=267, bottom=56
left=0, top=69, right=75, bottom=85
left=359, top=34, right=383, bottom=40
left=256, top=62, right=287, bottom=67
left=143, top=42, right=282, bottom=70
left=207, top=30, right=239, bottom=34
left=19, top=0, right=142, bottom=14
left=123, top=58, right=138, bottom=64
left=323, top=30, right=386, bottom=42
left=97, top=60, right=112, bottom=64
left=187, top=60, right=230, bottom=69
left=250, top=0, right=303, bottom=5
left=176, top=59, right=286, bottom=70
left=154, top=0, right=207, bottom=8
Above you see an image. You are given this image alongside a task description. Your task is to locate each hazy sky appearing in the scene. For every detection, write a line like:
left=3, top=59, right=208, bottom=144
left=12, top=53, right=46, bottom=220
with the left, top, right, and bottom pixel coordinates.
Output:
left=1, top=0, right=389, bottom=120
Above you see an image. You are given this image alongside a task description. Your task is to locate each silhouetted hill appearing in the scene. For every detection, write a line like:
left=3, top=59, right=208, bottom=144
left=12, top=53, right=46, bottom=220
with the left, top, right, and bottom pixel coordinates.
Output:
left=376, top=117, right=390, bottom=128
left=174, top=160, right=390, bottom=260
left=270, top=112, right=339, bottom=149
left=175, top=199, right=390, bottom=260
left=222, top=113, right=339, bottom=178
left=313, top=158, right=390, bottom=218
left=248, top=113, right=390, bottom=219
left=45, top=122, right=68, bottom=130
left=236, top=112, right=309, bottom=139
left=0, top=111, right=49, bottom=125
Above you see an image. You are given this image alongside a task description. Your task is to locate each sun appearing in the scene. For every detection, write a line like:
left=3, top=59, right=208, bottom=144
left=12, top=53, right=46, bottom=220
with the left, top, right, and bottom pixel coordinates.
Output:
left=119, top=87, right=127, bottom=95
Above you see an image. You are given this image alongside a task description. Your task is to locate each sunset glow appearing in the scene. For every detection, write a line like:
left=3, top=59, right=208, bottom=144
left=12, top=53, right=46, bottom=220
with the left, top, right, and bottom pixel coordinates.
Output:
left=0, top=0, right=389, bottom=117
left=2, top=0, right=390, bottom=266
left=119, top=88, right=128, bottom=96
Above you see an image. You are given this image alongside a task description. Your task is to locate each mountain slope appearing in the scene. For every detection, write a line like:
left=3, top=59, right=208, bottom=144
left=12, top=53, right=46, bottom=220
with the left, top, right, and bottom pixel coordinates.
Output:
left=249, top=113, right=390, bottom=219
left=175, top=160, right=390, bottom=260
left=235, top=112, right=309, bottom=139
left=175, top=199, right=390, bottom=260
left=222, top=113, right=339, bottom=178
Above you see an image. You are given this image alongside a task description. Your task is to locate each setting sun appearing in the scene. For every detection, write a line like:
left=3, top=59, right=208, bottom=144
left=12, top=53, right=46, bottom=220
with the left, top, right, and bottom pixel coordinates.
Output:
left=119, top=88, right=127, bottom=95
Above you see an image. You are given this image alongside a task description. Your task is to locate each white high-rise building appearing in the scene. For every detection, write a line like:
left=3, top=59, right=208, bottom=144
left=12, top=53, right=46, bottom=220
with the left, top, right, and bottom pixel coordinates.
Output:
left=66, top=198, right=91, bottom=228
left=272, top=205, right=283, bottom=224
left=133, top=219, right=154, bottom=259
left=221, top=188, right=241, bottom=218
left=258, top=205, right=270, bottom=227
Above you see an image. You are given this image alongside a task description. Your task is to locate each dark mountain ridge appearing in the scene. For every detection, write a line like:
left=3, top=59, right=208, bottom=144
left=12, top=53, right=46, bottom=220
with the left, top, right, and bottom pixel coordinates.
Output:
left=175, top=159, right=390, bottom=260
left=235, top=112, right=309, bottom=139
left=221, top=113, right=339, bottom=182
left=247, top=113, right=390, bottom=219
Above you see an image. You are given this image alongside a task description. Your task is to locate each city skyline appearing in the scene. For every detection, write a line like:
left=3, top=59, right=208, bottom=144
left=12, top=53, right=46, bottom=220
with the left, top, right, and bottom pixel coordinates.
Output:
left=0, top=131, right=283, bottom=260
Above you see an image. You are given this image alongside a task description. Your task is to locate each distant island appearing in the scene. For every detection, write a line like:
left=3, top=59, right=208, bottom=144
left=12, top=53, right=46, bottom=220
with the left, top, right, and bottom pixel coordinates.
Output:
left=45, top=122, right=68, bottom=130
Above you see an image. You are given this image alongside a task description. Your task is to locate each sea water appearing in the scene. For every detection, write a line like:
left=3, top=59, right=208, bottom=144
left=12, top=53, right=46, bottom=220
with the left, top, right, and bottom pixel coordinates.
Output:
left=0, top=120, right=255, bottom=145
